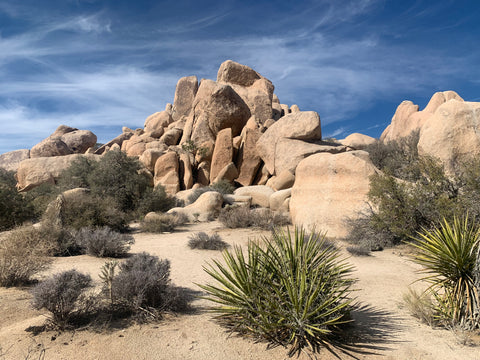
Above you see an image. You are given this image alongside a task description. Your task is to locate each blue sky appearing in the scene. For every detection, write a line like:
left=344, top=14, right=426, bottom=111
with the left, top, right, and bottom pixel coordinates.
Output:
left=1, top=0, right=480, bottom=154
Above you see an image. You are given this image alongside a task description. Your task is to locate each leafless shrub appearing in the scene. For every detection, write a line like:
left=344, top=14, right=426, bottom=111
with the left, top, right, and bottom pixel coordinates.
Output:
left=73, top=227, right=134, bottom=258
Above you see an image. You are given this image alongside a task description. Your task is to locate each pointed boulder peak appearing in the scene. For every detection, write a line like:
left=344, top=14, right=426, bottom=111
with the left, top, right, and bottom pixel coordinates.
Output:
left=51, top=125, right=78, bottom=138
left=423, top=90, right=464, bottom=114
left=217, top=60, right=261, bottom=87
left=172, top=75, right=199, bottom=122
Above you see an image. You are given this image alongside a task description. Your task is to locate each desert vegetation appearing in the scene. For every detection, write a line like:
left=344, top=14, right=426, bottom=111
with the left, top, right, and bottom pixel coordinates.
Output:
left=218, top=205, right=290, bottom=230
left=187, top=232, right=228, bottom=250
left=200, top=227, right=354, bottom=356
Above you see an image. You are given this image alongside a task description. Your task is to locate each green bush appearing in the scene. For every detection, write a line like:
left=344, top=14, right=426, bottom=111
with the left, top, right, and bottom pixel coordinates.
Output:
left=136, top=186, right=176, bottom=216
left=73, top=227, right=134, bottom=258
left=0, top=226, right=54, bottom=286
left=31, top=270, right=92, bottom=327
left=188, top=232, right=228, bottom=250
left=42, top=193, right=128, bottom=233
left=200, top=227, right=354, bottom=356
left=411, top=216, right=480, bottom=329
left=0, top=169, right=35, bottom=230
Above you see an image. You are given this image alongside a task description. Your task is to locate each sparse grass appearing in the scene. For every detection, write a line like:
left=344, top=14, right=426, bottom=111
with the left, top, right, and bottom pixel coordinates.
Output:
left=402, top=288, right=436, bottom=327
left=73, top=227, right=134, bottom=258
left=200, top=227, right=355, bottom=357
left=0, top=226, right=54, bottom=287
left=140, top=213, right=187, bottom=233
left=188, top=232, right=229, bottom=250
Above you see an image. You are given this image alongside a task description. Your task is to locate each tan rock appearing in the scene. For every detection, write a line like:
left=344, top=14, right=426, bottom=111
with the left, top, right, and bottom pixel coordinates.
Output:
left=234, top=185, right=274, bottom=208
left=381, top=91, right=464, bottom=142
left=257, top=111, right=322, bottom=174
left=212, top=162, right=238, bottom=184
left=168, top=191, right=223, bottom=221
left=139, top=149, right=165, bottom=172
left=236, top=128, right=262, bottom=186
left=0, top=149, right=30, bottom=172
left=290, top=104, right=300, bottom=113
left=274, top=138, right=346, bottom=175
left=172, top=76, right=198, bottom=121
left=217, top=60, right=260, bottom=87
left=159, top=128, right=182, bottom=146
left=51, top=125, right=77, bottom=137
left=290, top=151, right=379, bottom=238
left=223, top=194, right=252, bottom=207
left=16, top=154, right=99, bottom=192
left=418, top=100, right=480, bottom=174
left=179, top=152, right=194, bottom=190
left=197, top=161, right=210, bottom=186
left=95, top=132, right=133, bottom=155
left=60, top=130, right=97, bottom=154
left=210, top=128, right=233, bottom=183
left=267, top=170, right=295, bottom=191
left=154, top=152, right=180, bottom=195
left=194, top=140, right=215, bottom=163
left=30, top=138, right=72, bottom=158
left=144, top=111, right=173, bottom=133
left=339, top=133, right=376, bottom=150
left=253, top=164, right=270, bottom=185
left=269, top=188, right=292, bottom=212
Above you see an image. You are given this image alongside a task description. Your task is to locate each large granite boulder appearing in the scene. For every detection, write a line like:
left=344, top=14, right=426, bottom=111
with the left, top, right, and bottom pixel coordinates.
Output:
left=60, top=130, right=97, bottom=153
left=0, top=149, right=30, bottom=172
left=16, top=154, right=98, bottom=192
left=172, top=76, right=198, bottom=122
left=167, top=191, right=223, bottom=222
left=381, top=91, right=463, bottom=143
left=257, top=111, right=322, bottom=174
left=418, top=99, right=480, bottom=174
left=234, top=185, right=274, bottom=208
left=235, top=127, right=262, bottom=186
left=30, top=138, right=72, bottom=158
left=153, top=152, right=180, bottom=195
left=339, top=133, right=376, bottom=150
left=210, top=128, right=233, bottom=183
left=290, top=151, right=379, bottom=238
left=217, top=60, right=274, bottom=123
left=31, top=125, right=96, bottom=157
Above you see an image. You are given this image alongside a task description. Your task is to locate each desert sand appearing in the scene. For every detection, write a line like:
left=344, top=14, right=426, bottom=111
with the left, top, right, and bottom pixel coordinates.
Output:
left=1, top=221, right=479, bottom=360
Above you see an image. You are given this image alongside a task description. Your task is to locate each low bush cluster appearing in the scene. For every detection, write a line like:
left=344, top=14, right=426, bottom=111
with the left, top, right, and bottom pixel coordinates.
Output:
left=0, top=226, right=54, bottom=286
left=218, top=206, right=290, bottom=230
left=73, top=227, right=134, bottom=258
left=31, top=270, right=92, bottom=326
left=140, top=213, right=187, bottom=233
left=31, top=253, right=190, bottom=328
left=187, top=232, right=228, bottom=250
left=201, top=227, right=354, bottom=356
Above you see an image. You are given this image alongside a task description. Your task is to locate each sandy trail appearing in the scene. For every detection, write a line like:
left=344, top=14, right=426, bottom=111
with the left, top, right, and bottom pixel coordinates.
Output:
left=1, top=221, right=479, bottom=360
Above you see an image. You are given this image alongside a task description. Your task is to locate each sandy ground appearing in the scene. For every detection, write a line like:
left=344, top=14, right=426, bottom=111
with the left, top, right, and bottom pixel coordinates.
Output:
left=1, top=221, right=479, bottom=360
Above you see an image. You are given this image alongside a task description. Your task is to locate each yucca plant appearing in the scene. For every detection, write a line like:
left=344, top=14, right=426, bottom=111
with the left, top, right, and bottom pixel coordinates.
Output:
left=410, top=216, right=480, bottom=329
left=200, top=227, right=355, bottom=356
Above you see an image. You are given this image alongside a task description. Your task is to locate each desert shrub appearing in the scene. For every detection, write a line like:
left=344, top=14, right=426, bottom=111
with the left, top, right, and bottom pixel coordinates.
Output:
left=57, top=150, right=151, bottom=213
left=24, top=182, right=59, bottom=220
left=188, top=232, right=228, bottom=250
left=187, top=180, right=235, bottom=204
left=344, top=214, right=396, bottom=251
left=111, top=252, right=181, bottom=312
left=218, top=205, right=290, bottom=230
left=365, top=130, right=420, bottom=181
left=135, top=186, right=176, bottom=216
left=346, top=245, right=371, bottom=257
left=31, top=270, right=92, bottom=327
left=201, top=227, right=354, bottom=356
left=411, top=216, right=480, bottom=329
left=73, top=227, right=134, bottom=258
left=42, top=193, right=128, bottom=233
left=0, top=226, right=53, bottom=286
left=0, top=169, right=35, bottom=230
left=140, top=213, right=186, bottom=233
left=402, top=288, right=436, bottom=327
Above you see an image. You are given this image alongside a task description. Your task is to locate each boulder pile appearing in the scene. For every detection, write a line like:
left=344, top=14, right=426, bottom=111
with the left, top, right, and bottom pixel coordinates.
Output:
left=3, top=60, right=480, bottom=238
